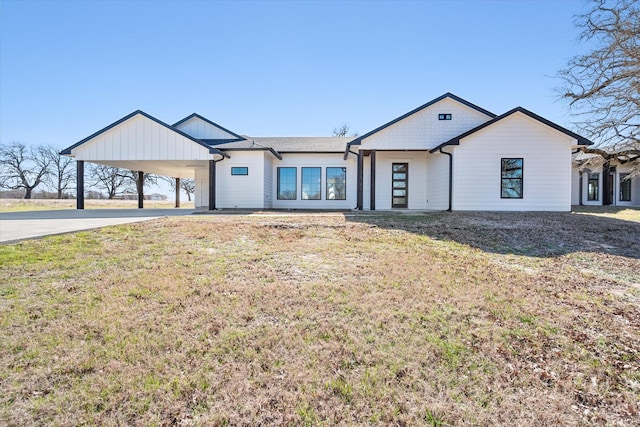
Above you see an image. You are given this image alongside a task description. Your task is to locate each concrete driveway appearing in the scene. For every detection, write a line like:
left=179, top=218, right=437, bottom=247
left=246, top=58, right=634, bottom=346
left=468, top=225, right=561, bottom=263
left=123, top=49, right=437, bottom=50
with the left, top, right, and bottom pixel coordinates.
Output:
left=0, top=209, right=195, bottom=244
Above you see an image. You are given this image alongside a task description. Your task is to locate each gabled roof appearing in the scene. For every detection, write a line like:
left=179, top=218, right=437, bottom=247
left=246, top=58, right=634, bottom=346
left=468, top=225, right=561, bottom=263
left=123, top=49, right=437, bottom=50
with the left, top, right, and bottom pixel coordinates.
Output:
left=172, top=113, right=245, bottom=142
left=349, top=92, right=497, bottom=146
left=61, top=110, right=229, bottom=157
left=429, top=106, right=594, bottom=153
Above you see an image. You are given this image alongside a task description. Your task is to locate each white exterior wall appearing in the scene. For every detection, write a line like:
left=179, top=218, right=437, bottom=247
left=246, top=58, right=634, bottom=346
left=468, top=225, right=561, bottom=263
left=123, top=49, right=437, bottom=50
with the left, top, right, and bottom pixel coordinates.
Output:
left=576, top=166, right=603, bottom=206
left=369, top=151, right=428, bottom=210
left=217, top=151, right=266, bottom=209
left=425, top=152, right=451, bottom=210
left=271, top=153, right=356, bottom=209
left=360, top=98, right=492, bottom=150
left=452, top=113, right=574, bottom=211
left=571, top=167, right=580, bottom=205
left=194, top=167, right=208, bottom=209
left=174, top=117, right=238, bottom=140
left=73, top=115, right=211, bottom=161
left=615, top=164, right=639, bottom=206
left=264, top=153, right=273, bottom=209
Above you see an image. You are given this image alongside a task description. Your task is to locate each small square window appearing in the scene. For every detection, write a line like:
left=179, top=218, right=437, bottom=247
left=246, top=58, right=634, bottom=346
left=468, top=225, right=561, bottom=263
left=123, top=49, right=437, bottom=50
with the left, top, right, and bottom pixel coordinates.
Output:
left=438, top=113, right=452, bottom=120
left=231, top=167, right=248, bottom=175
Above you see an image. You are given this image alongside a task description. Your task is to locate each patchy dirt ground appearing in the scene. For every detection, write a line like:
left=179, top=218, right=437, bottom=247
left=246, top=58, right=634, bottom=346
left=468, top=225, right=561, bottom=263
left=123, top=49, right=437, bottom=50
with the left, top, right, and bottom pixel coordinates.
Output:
left=1, top=209, right=638, bottom=426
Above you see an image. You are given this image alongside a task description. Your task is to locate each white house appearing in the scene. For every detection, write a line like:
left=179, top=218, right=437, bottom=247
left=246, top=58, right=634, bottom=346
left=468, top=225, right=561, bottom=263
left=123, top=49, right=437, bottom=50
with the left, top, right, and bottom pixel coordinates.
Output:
left=572, top=152, right=640, bottom=207
left=62, top=93, right=598, bottom=211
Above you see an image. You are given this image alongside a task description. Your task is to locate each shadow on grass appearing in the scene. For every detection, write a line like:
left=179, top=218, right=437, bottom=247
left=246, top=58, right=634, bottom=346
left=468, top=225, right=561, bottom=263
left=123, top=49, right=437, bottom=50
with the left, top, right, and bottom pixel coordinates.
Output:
left=344, top=210, right=640, bottom=259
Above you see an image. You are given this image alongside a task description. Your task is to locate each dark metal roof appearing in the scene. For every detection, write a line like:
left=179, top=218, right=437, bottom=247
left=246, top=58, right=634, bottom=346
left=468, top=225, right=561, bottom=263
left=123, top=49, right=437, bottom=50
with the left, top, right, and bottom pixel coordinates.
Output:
left=429, top=106, right=594, bottom=153
left=60, top=110, right=229, bottom=157
left=349, top=92, right=497, bottom=146
left=172, top=113, right=246, bottom=141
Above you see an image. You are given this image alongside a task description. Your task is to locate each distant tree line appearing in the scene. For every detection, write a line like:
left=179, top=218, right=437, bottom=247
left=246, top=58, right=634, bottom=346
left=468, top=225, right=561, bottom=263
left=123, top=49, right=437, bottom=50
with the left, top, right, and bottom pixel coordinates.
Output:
left=0, top=142, right=194, bottom=200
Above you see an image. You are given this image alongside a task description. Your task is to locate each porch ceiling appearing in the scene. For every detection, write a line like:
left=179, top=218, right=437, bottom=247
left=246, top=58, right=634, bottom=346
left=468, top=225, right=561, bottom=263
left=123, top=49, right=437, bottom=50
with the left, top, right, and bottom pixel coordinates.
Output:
left=83, top=160, right=207, bottom=179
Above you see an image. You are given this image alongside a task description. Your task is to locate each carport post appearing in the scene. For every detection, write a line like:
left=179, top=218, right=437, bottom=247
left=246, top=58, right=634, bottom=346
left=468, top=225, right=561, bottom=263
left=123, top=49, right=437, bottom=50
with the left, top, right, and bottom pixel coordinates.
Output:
left=137, top=171, right=144, bottom=209
left=76, top=161, right=85, bottom=210
left=209, top=160, right=216, bottom=210
left=175, top=177, right=180, bottom=208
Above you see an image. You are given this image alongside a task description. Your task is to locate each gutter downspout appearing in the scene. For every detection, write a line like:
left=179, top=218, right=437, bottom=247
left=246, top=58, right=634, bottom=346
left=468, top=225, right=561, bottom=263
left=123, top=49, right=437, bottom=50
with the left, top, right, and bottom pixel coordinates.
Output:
left=209, top=155, right=226, bottom=211
left=344, top=145, right=363, bottom=210
left=439, top=147, right=453, bottom=212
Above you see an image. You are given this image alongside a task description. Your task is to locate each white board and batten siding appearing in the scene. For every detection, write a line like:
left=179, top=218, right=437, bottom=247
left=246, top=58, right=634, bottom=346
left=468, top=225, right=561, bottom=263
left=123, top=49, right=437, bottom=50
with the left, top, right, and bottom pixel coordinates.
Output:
left=360, top=98, right=492, bottom=151
left=271, top=153, right=357, bottom=210
left=72, top=114, right=211, bottom=161
left=452, top=113, right=574, bottom=211
left=173, top=116, right=239, bottom=140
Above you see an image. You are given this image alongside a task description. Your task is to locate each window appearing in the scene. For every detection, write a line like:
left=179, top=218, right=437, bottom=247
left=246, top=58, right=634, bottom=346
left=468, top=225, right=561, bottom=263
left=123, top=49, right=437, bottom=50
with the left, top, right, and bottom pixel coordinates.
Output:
left=501, top=158, right=523, bottom=199
left=588, top=173, right=599, bottom=201
left=620, top=173, right=631, bottom=201
left=301, top=167, right=321, bottom=200
left=231, top=167, right=248, bottom=175
left=326, top=167, right=346, bottom=200
left=277, top=167, right=296, bottom=200
left=438, top=113, right=452, bottom=120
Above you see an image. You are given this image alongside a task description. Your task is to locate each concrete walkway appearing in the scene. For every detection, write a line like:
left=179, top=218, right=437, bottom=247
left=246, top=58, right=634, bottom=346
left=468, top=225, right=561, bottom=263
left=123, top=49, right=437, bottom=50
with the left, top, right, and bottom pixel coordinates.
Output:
left=0, top=209, right=195, bottom=244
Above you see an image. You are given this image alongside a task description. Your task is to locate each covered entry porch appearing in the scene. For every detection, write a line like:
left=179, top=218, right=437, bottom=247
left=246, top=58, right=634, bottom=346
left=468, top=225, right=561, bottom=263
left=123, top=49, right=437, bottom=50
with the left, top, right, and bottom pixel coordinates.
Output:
left=356, top=150, right=450, bottom=211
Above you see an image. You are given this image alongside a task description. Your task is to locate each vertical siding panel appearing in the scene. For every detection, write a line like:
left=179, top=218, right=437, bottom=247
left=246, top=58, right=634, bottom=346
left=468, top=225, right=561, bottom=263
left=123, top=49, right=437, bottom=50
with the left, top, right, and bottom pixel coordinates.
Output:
left=136, top=118, right=144, bottom=159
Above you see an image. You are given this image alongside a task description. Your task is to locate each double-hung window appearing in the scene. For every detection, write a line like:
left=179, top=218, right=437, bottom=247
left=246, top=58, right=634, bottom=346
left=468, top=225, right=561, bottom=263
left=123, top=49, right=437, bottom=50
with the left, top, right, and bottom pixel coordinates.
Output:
left=587, top=173, right=599, bottom=201
left=326, top=167, right=346, bottom=200
left=277, top=167, right=297, bottom=200
left=301, top=167, right=321, bottom=200
left=619, top=173, right=631, bottom=201
left=500, top=158, right=523, bottom=199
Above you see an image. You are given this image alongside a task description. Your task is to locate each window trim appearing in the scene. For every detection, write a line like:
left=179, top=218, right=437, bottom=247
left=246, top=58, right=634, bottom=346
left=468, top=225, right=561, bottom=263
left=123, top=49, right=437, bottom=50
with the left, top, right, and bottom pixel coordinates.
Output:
left=230, top=166, right=248, bottom=176
left=277, top=167, right=297, bottom=200
left=438, top=113, right=452, bottom=120
left=587, top=172, right=599, bottom=201
left=500, top=158, right=523, bottom=199
left=301, top=167, right=321, bottom=201
left=326, top=167, right=347, bottom=200
left=619, top=173, right=631, bottom=202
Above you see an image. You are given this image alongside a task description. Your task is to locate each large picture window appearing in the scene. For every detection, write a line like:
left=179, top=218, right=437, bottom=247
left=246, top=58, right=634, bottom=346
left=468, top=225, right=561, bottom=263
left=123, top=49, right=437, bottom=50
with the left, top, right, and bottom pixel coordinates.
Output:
left=588, top=173, right=599, bottom=201
left=501, top=158, right=523, bottom=199
left=620, top=173, right=631, bottom=201
left=301, top=167, right=321, bottom=200
left=326, top=167, right=346, bottom=200
left=277, top=167, right=297, bottom=200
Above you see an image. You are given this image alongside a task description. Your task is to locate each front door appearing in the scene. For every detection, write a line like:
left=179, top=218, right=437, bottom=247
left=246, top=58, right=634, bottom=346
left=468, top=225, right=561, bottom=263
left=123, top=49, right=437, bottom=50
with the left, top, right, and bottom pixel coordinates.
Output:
left=392, top=163, right=408, bottom=208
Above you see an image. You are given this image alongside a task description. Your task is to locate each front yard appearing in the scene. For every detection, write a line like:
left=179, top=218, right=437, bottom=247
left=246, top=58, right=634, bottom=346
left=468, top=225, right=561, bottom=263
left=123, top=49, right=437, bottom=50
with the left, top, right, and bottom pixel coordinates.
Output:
left=1, top=209, right=638, bottom=425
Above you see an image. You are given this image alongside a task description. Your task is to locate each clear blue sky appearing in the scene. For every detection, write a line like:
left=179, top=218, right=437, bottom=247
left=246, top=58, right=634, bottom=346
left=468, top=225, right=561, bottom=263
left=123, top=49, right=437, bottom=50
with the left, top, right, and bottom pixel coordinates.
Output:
left=1, top=0, right=591, bottom=148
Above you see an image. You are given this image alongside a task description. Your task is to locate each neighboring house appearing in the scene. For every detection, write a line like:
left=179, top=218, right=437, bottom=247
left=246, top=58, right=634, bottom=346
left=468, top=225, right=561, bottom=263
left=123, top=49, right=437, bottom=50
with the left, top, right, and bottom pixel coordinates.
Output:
left=572, top=152, right=640, bottom=207
left=61, top=93, right=596, bottom=211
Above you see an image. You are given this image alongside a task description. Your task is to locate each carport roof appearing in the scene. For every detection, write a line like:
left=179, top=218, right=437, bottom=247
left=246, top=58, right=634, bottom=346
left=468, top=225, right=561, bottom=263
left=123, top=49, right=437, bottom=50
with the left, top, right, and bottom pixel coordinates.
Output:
left=60, top=110, right=229, bottom=157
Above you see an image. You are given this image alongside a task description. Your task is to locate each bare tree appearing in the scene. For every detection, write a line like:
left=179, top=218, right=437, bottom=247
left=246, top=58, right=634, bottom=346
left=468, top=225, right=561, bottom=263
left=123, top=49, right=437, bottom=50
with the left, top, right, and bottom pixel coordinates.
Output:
left=42, top=146, right=75, bottom=199
left=332, top=124, right=358, bottom=138
left=558, top=0, right=640, bottom=173
left=160, top=176, right=195, bottom=201
left=0, top=142, right=51, bottom=199
left=90, top=165, right=133, bottom=199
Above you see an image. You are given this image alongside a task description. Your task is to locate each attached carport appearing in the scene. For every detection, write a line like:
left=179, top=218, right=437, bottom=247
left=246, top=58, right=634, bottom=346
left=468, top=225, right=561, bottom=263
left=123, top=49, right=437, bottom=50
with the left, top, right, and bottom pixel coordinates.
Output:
left=61, top=110, right=229, bottom=210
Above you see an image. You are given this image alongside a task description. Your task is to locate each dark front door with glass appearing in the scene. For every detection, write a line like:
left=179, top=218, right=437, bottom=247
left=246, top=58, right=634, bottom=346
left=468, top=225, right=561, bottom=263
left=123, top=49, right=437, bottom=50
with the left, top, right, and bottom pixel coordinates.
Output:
left=392, top=163, right=408, bottom=208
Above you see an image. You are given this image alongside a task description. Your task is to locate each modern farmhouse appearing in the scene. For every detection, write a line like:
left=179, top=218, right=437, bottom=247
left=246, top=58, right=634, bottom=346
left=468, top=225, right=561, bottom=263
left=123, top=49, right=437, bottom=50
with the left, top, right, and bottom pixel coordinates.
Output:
left=62, top=92, right=605, bottom=211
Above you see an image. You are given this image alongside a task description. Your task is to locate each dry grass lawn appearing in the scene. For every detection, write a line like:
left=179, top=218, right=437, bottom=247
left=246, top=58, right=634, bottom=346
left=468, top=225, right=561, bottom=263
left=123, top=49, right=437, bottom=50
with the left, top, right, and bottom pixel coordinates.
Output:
left=0, top=199, right=194, bottom=212
left=1, top=209, right=639, bottom=426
